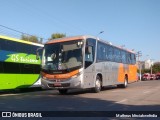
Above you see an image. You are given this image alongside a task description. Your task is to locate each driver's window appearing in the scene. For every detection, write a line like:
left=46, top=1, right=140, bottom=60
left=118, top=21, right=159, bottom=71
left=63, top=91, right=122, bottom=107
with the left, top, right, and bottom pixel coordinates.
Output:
left=85, top=46, right=93, bottom=62
left=85, top=38, right=96, bottom=68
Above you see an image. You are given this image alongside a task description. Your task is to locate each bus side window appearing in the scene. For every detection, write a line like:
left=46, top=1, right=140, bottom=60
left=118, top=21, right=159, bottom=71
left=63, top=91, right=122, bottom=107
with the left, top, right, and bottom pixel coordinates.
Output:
left=121, top=50, right=126, bottom=64
left=131, top=53, right=136, bottom=64
left=85, top=38, right=96, bottom=68
left=5, top=40, right=18, bottom=52
left=108, top=46, right=113, bottom=61
left=127, top=53, right=132, bottom=64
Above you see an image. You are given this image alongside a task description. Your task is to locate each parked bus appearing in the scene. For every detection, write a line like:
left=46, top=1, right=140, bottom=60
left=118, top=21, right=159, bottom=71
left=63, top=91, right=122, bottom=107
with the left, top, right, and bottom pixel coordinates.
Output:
left=39, top=35, right=137, bottom=94
left=0, top=35, right=43, bottom=90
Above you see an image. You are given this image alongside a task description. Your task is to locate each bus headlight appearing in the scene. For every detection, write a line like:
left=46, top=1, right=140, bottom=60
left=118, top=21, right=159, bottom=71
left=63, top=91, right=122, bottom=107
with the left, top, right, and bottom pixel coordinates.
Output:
left=71, top=72, right=82, bottom=78
left=42, top=76, right=47, bottom=80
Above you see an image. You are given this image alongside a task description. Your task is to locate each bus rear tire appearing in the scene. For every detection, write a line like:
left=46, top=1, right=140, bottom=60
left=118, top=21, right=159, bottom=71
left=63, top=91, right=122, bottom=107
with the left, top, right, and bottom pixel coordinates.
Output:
left=58, top=89, right=68, bottom=95
left=117, top=76, right=128, bottom=88
left=93, top=76, right=102, bottom=93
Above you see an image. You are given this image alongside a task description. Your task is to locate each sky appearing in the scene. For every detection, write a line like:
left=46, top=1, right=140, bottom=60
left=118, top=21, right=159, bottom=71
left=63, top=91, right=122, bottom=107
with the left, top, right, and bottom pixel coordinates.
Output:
left=0, top=0, right=160, bottom=61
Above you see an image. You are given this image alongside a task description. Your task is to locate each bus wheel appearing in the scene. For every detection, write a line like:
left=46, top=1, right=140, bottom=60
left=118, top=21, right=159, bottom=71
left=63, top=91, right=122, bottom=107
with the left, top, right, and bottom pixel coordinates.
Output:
left=58, top=89, right=68, bottom=95
left=123, top=76, right=128, bottom=88
left=93, top=76, right=102, bottom=93
left=117, top=76, right=128, bottom=88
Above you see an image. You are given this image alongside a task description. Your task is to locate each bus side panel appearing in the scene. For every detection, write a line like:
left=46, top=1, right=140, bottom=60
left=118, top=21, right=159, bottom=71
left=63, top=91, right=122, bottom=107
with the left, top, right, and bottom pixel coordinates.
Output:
left=0, top=61, right=19, bottom=90
left=111, top=63, right=120, bottom=85
left=16, top=74, right=40, bottom=88
left=0, top=36, right=43, bottom=90
left=118, top=63, right=126, bottom=83
left=84, top=62, right=120, bottom=88
left=83, top=64, right=96, bottom=89
left=118, top=63, right=137, bottom=83
left=0, top=74, right=17, bottom=90
left=1, top=53, right=41, bottom=89
left=0, top=74, right=40, bottom=90
left=128, top=65, right=137, bottom=82
left=0, top=60, right=40, bottom=90
left=103, top=62, right=118, bottom=86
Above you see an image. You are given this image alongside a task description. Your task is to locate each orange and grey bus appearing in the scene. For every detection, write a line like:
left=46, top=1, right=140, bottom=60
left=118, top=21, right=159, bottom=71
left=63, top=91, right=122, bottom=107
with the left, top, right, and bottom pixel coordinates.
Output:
left=39, top=35, right=137, bottom=94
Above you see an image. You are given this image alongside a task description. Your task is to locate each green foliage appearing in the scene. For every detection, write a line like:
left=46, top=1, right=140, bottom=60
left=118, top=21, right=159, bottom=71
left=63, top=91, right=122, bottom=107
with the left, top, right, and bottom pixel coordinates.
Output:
left=21, top=35, right=42, bottom=44
left=137, top=69, right=150, bottom=74
left=50, top=33, right=66, bottom=40
left=152, top=62, right=160, bottom=73
left=138, top=62, right=160, bottom=74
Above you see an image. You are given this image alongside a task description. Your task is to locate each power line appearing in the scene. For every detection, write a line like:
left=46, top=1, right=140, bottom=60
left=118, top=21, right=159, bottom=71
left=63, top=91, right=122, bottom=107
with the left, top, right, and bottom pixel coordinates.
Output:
left=1, top=1, right=97, bottom=41
left=0, top=24, right=47, bottom=41
left=0, top=24, right=30, bottom=36
left=0, top=29, right=20, bottom=38
left=10, top=0, right=88, bottom=35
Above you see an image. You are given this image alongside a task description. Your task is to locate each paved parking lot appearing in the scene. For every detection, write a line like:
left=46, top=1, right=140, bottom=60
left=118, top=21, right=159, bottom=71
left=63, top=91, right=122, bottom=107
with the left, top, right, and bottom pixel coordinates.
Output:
left=0, top=80, right=160, bottom=119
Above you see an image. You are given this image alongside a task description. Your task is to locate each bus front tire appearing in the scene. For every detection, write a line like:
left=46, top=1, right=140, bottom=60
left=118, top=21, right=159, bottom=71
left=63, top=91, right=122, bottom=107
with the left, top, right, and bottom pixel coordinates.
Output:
left=93, top=76, right=102, bottom=93
left=58, top=89, right=68, bottom=94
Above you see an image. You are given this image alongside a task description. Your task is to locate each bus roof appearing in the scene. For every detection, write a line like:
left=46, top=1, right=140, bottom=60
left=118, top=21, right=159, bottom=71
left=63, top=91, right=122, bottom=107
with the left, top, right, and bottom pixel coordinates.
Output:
left=46, top=35, right=135, bottom=54
left=46, top=35, right=87, bottom=44
left=0, top=35, right=44, bottom=47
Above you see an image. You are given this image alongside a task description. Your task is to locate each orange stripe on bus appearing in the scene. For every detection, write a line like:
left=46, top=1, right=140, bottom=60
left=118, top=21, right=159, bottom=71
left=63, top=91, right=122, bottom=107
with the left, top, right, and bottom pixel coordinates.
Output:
left=118, top=64, right=125, bottom=82
left=41, top=69, right=79, bottom=79
left=128, top=65, right=137, bottom=81
left=118, top=64, right=137, bottom=83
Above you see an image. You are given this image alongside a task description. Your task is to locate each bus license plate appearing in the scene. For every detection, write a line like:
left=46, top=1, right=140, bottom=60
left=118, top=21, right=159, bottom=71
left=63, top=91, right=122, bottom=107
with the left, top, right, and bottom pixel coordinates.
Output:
left=54, top=83, right=62, bottom=86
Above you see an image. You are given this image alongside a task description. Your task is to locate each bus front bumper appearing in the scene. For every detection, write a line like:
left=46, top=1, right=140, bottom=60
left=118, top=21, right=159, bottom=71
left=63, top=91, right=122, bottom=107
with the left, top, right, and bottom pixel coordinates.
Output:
left=41, top=76, right=82, bottom=90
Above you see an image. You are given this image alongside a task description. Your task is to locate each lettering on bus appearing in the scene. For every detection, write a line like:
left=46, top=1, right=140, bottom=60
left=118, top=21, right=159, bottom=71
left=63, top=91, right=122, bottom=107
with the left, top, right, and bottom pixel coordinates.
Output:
left=6, top=53, right=39, bottom=64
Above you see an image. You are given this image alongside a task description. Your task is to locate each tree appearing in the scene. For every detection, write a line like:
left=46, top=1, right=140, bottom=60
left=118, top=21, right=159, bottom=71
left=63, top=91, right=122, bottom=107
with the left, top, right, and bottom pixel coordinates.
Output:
left=21, top=35, right=42, bottom=44
left=137, top=68, right=150, bottom=74
left=138, top=62, right=160, bottom=74
left=152, top=62, right=160, bottom=73
left=49, top=33, right=66, bottom=40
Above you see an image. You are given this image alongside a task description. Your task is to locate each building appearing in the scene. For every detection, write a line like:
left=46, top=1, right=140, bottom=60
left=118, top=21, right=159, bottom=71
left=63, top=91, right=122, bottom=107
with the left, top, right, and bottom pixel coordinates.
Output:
left=144, top=59, right=154, bottom=69
left=137, top=59, right=154, bottom=70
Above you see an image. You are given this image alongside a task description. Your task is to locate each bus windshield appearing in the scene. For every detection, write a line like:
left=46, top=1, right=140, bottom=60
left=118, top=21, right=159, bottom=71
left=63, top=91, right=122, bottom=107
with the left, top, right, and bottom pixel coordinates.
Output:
left=42, top=40, right=83, bottom=73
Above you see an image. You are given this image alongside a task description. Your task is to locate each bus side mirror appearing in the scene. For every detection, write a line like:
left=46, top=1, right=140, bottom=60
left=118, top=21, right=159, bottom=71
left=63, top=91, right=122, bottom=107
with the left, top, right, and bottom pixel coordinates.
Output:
left=36, top=51, right=40, bottom=60
left=36, top=47, right=43, bottom=60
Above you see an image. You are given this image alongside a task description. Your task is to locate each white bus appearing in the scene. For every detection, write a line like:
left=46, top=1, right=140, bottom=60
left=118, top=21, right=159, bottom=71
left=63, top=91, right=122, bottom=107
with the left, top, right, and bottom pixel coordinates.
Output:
left=39, top=35, right=137, bottom=94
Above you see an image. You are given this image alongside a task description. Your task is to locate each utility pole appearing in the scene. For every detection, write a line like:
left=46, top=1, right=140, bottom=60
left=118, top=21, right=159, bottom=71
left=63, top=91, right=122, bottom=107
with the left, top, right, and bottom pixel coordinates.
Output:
left=136, top=51, right=142, bottom=80
left=150, top=59, right=154, bottom=75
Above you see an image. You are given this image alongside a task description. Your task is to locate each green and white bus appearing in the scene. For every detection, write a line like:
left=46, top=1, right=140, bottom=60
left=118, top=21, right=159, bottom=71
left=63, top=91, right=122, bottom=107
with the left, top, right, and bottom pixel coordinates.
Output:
left=0, top=35, right=43, bottom=90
